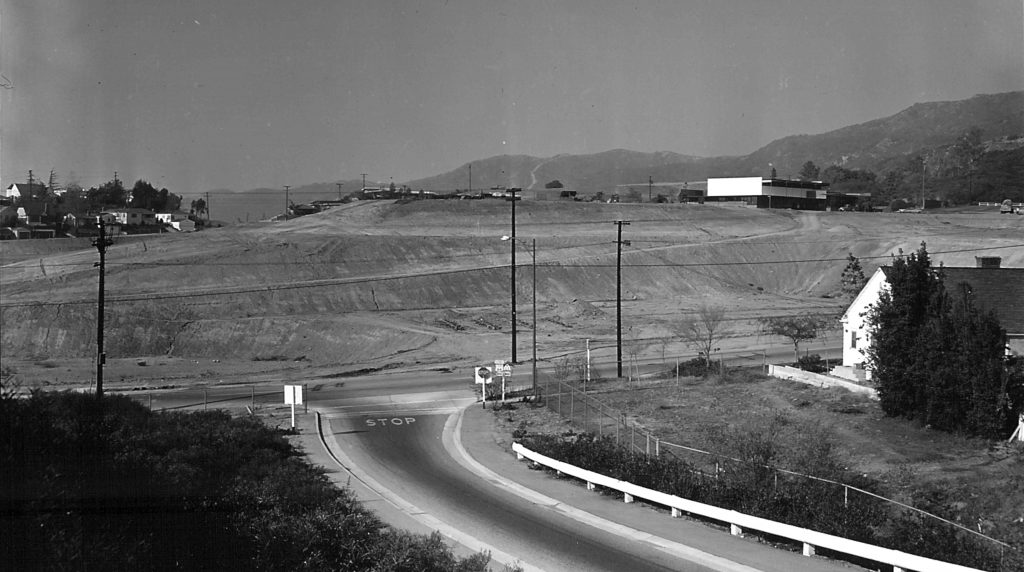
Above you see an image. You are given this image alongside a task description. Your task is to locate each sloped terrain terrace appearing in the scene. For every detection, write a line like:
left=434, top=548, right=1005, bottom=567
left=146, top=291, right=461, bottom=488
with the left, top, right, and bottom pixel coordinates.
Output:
left=2, top=200, right=1022, bottom=388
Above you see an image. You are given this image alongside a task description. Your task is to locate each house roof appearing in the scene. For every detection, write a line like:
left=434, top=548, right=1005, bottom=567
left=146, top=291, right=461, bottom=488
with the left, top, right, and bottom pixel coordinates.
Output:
left=941, top=267, right=1024, bottom=334
left=871, top=265, right=1024, bottom=333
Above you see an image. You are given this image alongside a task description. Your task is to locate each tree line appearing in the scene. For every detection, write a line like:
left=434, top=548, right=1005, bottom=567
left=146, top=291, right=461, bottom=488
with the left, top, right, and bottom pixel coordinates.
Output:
left=795, top=127, right=1023, bottom=208
left=13, top=174, right=184, bottom=214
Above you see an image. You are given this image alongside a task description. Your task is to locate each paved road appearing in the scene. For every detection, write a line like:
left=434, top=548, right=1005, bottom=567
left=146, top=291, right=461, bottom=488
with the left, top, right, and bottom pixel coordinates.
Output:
left=128, top=365, right=863, bottom=572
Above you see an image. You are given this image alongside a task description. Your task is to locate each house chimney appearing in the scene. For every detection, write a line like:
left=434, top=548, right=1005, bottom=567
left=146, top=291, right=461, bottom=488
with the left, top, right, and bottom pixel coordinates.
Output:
left=975, top=256, right=1001, bottom=268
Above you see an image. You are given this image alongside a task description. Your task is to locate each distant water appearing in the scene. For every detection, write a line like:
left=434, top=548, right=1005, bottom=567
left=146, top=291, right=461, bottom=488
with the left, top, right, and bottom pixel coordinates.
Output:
left=181, top=189, right=346, bottom=224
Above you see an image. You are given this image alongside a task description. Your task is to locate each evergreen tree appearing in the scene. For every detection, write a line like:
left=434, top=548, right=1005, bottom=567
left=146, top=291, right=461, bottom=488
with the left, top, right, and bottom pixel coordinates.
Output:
left=840, top=253, right=867, bottom=300
left=866, top=243, right=1021, bottom=437
left=865, top=243, right=943, bottom=418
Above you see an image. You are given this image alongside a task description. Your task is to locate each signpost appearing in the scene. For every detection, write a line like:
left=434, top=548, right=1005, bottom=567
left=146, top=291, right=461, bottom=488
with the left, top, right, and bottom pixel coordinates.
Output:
left=475, top=366, right=492, bottom=408
left=494, top=359, right=512, bottom=401
left=284, top=384, right=303, bottom=428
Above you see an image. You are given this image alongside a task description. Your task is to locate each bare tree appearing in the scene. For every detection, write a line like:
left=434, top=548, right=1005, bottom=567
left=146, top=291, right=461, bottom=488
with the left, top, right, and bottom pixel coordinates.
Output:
left=681, top=304, right=732, bottom=368
left=759, top=315, right=831, bottom=363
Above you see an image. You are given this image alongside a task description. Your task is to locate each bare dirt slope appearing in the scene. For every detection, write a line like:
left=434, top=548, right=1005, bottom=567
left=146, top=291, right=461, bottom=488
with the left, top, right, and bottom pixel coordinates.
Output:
left=2, top=201, right=1021, bottom=389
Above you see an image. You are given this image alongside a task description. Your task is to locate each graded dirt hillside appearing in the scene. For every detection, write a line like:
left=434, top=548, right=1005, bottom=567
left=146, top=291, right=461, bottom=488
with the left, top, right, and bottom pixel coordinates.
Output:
left=2, top=200, right=1022, bottom=388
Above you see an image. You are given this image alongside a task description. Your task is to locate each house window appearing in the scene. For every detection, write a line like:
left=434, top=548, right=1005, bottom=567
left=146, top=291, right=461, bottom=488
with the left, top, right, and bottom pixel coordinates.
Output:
left=850, top=331, right=858, bottom=349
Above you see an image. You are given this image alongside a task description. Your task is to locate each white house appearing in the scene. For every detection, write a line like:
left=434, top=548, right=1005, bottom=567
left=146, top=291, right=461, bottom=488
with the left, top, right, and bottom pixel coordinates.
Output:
left=835, top=267, right=890, bottom=381
left=155, top=211, right=196, bottom=232
left=835, top=257, right=1024, bottom=382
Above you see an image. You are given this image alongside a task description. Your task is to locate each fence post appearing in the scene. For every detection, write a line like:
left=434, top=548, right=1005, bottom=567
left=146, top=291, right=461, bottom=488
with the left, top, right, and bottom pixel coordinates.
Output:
left=204, top=389, right=208, bottom=410
left=570, top=385, right=575, bottom=425
left=251, top=386, right=255, bottom=410
left=631, top=424, right=635, bottom=454
left=149, top=393, right=153, bottom=410
left=656, top=437, right=660, bottom=457
left=844, top=485, right=849, bottom=508
left=646, top=432, right=650, bottom=455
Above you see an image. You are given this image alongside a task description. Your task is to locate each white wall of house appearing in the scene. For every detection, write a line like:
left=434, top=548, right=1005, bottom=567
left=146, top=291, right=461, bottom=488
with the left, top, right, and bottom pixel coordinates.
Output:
left=840, top=268, right=889, bottom=375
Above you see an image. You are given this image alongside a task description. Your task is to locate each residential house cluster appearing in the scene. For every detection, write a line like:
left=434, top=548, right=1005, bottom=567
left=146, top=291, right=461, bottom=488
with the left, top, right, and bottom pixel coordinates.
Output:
left=1, top=182, right=195, bottom=239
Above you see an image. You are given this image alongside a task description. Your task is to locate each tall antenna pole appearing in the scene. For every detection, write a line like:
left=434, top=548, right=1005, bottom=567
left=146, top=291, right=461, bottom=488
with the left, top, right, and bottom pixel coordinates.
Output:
left=93, top=217, right=114, bottom=398
left=283, top=185, right=291, bottom=217
left=615, top=220, right=631, bottom=378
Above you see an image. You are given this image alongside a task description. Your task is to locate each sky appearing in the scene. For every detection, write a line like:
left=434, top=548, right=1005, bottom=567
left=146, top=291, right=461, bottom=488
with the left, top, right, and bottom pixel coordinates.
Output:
left=1, top=0, right=1021, bottom=193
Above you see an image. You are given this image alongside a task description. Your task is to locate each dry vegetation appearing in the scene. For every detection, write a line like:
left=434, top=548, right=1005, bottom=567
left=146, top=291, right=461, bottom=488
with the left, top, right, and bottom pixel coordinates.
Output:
left=3, top=199, right=1024, bottom=555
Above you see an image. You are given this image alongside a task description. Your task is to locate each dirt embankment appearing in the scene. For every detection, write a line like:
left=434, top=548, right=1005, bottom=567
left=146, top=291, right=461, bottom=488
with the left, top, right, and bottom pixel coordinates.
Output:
left=2, top=202, right=1020, bottom=387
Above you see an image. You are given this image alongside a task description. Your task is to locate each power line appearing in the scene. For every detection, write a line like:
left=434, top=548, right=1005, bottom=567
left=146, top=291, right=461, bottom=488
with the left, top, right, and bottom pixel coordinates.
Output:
left=2, top=243, right=1020, bottom=309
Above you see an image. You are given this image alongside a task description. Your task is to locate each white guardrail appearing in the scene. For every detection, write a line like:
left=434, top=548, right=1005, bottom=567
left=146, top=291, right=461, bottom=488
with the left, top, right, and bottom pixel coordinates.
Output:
left=512, top=442, right=982, bottom=572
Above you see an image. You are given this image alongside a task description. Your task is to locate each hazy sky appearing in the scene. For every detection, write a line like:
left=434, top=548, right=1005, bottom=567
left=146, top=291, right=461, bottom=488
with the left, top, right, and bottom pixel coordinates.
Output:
left=2, top=0, right=1021, bottom=192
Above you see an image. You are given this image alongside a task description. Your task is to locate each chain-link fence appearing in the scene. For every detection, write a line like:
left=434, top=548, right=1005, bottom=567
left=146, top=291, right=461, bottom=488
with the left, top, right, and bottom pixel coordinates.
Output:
left=532, top=358, right=1014, bottom=562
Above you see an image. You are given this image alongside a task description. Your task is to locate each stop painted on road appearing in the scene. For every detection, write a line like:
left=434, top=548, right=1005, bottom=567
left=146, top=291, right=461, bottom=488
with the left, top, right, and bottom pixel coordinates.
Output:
left=365, top=417, right=416, bottom=427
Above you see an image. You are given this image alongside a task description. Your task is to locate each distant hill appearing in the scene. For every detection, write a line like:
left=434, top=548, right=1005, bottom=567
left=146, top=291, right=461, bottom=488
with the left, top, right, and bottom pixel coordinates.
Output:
left=225, top=91, right=1021, bottom=196
left=398, top=91, right=1023, bottom=193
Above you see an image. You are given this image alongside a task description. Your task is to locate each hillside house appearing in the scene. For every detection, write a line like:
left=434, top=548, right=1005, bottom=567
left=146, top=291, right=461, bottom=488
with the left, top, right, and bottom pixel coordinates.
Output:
left=3, top=182, right=47, bottom=200
left=155, top=211, right=196, bottom=232
left=110, top=208, right=157, bottom=226
left=835, top=257, right=1024, bottom=382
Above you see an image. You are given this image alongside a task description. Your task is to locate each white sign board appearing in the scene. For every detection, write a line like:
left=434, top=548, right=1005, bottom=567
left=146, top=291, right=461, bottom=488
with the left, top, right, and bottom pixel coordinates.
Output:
left=284, top=384, right=303, bottom=405
left=494, top=360, right=512, bottom=377
left=475, top=367, right=493, bottom=384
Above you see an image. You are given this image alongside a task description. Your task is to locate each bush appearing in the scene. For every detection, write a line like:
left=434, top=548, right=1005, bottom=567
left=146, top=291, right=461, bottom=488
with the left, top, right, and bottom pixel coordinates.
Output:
left=0, top=392, right=489, bottom=571
left=796, top=353, right=829, bottom=373
left=520, top=421, right=1006, bottom=570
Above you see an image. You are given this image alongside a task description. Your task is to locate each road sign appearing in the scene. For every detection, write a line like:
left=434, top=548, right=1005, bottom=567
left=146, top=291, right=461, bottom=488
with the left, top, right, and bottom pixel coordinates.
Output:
left=284, top=384, right=303, bottom=405
left=475, top=366, right=493, bottom=384
left=283, top=385, right=303, bottom=429
left=494, top=360, right=512, bottom=376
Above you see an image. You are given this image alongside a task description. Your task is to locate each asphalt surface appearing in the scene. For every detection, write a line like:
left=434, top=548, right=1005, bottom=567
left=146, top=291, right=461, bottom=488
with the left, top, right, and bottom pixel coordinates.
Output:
left=301, top=397, right=862, bottom=572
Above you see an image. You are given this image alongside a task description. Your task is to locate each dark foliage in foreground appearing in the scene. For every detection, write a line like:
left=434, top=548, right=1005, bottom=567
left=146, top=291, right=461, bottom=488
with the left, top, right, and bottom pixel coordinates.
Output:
left=1, top=392, right=489, bottom=571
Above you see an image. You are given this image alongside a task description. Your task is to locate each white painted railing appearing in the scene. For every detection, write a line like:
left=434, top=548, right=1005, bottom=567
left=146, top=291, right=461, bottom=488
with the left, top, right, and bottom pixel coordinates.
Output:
left=512, top=442, right=982, bottom=572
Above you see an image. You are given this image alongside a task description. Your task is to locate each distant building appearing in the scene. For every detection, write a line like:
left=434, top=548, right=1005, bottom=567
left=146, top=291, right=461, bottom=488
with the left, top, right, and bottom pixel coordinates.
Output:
left=109, top=208, right=157, bottom=226
left=707, top=177, right=836, bottom=210
left=3, top=182, right=47, bottom=200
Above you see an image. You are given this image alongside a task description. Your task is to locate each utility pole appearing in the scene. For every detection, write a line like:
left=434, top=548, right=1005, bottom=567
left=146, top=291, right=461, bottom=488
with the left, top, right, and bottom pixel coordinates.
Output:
left=615, top=220, right=631, bottom=378
left=336, top=182, right=343, bottom=201
left=531, top=237, right=537, bottom=401
left=648, top=175, right=653, bottom=202
left=361, top=173, right=367, bottom=192
left=468, top=164, right=472, bottom=194
left=205, top=191, right=211, bottom=221
left=93, top=217, right=114, bottom=398
left=283, top=185, right=291, bottom=217
left=509, top=188, right=518, bottom=363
